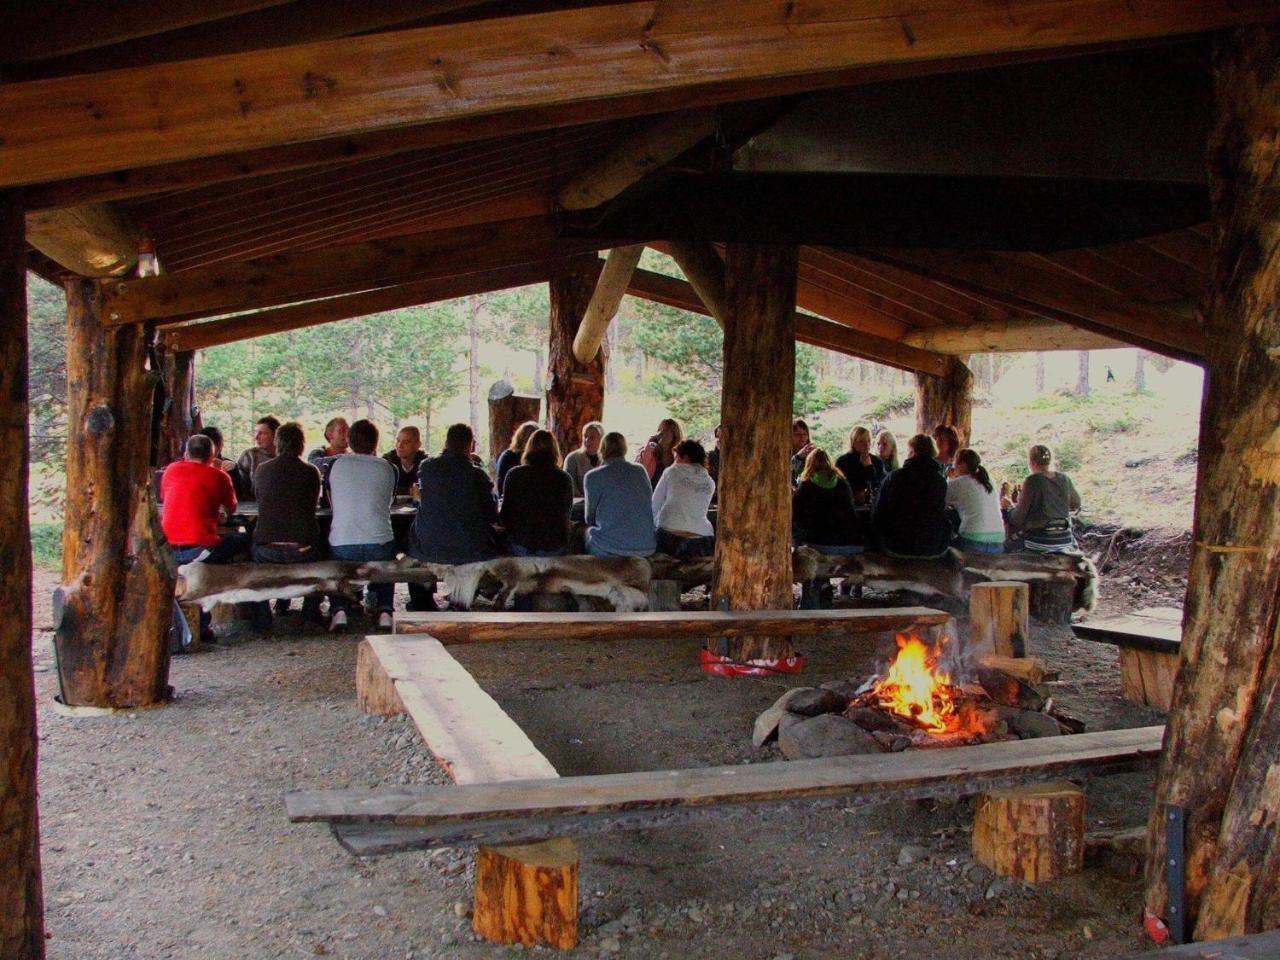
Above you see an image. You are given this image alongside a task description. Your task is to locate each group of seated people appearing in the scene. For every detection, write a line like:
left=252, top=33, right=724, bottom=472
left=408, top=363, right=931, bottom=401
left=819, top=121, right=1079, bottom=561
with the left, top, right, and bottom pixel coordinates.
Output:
left=161, top=409, right=1082, bottom=632
left=788, top=417, right=1083, bottom=560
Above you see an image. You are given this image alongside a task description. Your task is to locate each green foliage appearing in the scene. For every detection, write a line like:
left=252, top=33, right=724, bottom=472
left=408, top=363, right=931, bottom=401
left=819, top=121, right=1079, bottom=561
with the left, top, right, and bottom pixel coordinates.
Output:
left=30, top=520, right=62, bottom=570
left=28, top=278, right=68, bottom=515
left=1086, top=412, right=1140, bottom=435
left=1054, top=435, right=1085, bottom=471
left=867, top=391, right=914, bottom=420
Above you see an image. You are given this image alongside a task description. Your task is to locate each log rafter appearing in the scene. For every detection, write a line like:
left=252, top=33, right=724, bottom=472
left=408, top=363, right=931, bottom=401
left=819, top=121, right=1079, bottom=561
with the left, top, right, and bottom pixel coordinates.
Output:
left=0, top=0, right=1272, bottom=189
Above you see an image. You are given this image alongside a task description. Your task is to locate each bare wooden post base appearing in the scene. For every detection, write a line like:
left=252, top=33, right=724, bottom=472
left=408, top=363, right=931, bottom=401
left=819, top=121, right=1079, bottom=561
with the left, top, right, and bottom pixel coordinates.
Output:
left=973, top=780, right=1085, bottom=883
left=355, top=639, right=403, bottom=716
left=1119, top=647, right=1178, bottom=711
left=970, top=581, right=1030, bottom=658
left=1028, top=579, right=1076, bottom=625
left=474, top=839, right=580, bottom=949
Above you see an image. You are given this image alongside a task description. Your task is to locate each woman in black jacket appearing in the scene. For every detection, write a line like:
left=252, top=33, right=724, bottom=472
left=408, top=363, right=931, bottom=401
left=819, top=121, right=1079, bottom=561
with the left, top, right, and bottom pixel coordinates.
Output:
left=500, top=429, right=574, bottom=556
left=871, top=433, right=951, bottom=558
left=792, top=449, right=863, bottom=553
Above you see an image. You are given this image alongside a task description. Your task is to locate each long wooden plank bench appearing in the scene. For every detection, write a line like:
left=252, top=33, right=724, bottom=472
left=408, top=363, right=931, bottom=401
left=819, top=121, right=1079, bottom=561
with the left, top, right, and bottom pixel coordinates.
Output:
left=289, top=726, right=1164, bottom=847
left=391, top=607, right=953, bottom=641
left=1072, top=607, right=1182, bottom=710
left=1112, top=930, right=1280, bottom=958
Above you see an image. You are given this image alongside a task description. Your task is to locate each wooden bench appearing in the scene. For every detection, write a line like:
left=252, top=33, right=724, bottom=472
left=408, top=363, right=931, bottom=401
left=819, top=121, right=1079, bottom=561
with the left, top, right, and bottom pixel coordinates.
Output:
left=1072, top=607, right=1182, bottom=710
left=1111, top=930, right=1280, bottom=958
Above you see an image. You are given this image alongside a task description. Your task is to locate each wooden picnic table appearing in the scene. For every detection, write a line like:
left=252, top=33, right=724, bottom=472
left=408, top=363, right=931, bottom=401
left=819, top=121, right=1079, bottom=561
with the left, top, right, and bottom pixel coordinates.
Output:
left=226, top=498, right=419, bottom=527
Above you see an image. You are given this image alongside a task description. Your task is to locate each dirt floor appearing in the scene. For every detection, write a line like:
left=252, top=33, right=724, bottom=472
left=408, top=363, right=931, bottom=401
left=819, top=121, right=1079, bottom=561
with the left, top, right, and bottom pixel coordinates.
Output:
left=28, top=530, right=1188, bottom=960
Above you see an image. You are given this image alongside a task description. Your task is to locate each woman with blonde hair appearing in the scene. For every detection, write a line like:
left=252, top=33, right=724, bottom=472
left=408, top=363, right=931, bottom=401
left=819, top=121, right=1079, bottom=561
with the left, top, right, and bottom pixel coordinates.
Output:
left=835, top=425, right=887, bottom=504
left=499, top=429, right=574, bottom=556
left=1008, top=444, right=1082, bottom=553
left=792, top=449, right=863, bottom=555
left=875, top=430, right=901, bottom=471
left=495, top=420, right=539, bottom=495
left=638, top=417, right=684, bottom=488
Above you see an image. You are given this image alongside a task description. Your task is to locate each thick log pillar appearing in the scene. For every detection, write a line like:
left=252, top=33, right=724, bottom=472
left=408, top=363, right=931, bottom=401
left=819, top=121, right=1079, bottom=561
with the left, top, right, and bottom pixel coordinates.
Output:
left=1143, top=25, right=1280, bottom=942
left=0, top=194, right=45, bottom=959
left=710, top=243, right=799, bottom=667
left=915, top=354, right=973, bottom=445
left=156, top=346, right=198, bottom=467
left=546, top=269, right=604, bottom=460
left=56, top=279, right=176, bottom=708
left=487, top=380, right=541, bottom=469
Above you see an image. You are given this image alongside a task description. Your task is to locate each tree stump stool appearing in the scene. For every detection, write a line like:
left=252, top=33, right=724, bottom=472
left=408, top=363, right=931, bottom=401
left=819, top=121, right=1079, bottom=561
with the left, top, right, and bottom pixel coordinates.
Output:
left=973, top=780, right=1085, bottom=883
left=473, top=839, right=579, bottom=949
left=1028, top=579, right=1076, bottom=625
left=970, top=581, right=1030, bottom=657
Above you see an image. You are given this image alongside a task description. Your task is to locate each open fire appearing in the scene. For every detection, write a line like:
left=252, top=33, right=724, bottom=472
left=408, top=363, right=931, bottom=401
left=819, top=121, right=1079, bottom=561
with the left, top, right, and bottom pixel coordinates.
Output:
left=756, top=632, right=1083, bottom=760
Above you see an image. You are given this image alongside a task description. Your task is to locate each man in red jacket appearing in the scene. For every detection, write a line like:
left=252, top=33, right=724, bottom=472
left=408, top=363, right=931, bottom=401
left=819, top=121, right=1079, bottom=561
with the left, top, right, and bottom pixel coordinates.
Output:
left=162, top=434, right=245, bottom=565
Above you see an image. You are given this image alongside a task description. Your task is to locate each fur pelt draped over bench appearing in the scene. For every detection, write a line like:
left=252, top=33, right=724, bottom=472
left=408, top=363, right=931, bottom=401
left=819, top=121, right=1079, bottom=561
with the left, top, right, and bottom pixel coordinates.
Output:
left=174, top=548, right=1097, bottom=614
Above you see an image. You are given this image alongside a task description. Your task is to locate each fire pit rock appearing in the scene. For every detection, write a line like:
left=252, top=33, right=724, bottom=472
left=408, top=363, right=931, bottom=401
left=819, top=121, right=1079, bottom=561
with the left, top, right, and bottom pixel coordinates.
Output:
left=778, top=713, right=885, bottom=760
left=786, top=688, right=848, bottom=718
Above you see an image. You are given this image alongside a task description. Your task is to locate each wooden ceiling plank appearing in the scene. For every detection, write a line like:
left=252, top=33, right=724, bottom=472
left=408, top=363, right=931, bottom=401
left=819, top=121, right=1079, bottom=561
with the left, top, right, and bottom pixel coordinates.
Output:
left=794, top=281, right=912, bottom=342
left=1136, top=228, right=1212, bottom=272
left=24, top=202, right=140, bottom=277
left=798, top=262, right=947, bottom=332
left=160, top=255, right=601, bottom=352
left=1, top=0, right=292, bottom=64
left=1035, top=248, right=1187, bottom=305
left=1088, top=239, right=1207, bottom=302
left=859, top=247, right=1206, bottom=361
left=801, top=254, right=965, bottom=328
left=18, top=43, right=1182, bottom=211
left=101, top=217, right=607, bottom=325
left=624, top=266, right=948, bottom=375
left=2, top=0, right=1269, bottom=189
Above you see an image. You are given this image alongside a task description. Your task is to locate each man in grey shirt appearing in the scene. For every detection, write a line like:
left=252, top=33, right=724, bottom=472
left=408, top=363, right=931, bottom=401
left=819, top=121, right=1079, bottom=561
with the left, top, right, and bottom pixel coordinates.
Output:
left=327, top=419, right=398, bottom=630
left=562, top=420, right=603, bottom=497
left=584, top=432, right=656, bottom=557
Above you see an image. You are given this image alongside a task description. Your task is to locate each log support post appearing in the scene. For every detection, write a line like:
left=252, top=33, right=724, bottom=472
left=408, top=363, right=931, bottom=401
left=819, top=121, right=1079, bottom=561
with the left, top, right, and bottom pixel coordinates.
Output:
left=547, top=269, right=604, bottom=461
left=1144, top=24, right=1280, bottom=942
left=973, top=781, right=1086, bottom=883
left=56, top=279, right=176, bottom=708
left=710, top=243, right=800, bottom=670
left=0, top=192, right=45, bottom=959
left=915, top=354, right=974, bottom=446
left=156, top=345, right=198, bottom=467
left=487, top=380, right=541, bottom=469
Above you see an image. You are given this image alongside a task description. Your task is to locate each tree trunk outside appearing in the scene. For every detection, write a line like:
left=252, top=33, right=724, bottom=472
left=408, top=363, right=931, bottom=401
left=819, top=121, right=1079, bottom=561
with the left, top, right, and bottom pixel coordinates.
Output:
left=1035, top=352, right=1046, bottom=393
left=915, top=355, right=974, bottom=447
left=532, top=350, right=544, bottom=395
left=469, top=296, right=483, bottom=437
left=547, top=271, right=605, bottom=460
left=57, top=280, right=177, bottom=708
left=1076, top=350, right=1090, bottom=397
left=711, top=243, right=799, bottom=663
left=0, top=192, right=45, bottom=960
left=1144, top=24, right=1280, bottom=941
left=1135, top=350, right=1147, bottom=392
left=604, top=324, right=617, bottom=393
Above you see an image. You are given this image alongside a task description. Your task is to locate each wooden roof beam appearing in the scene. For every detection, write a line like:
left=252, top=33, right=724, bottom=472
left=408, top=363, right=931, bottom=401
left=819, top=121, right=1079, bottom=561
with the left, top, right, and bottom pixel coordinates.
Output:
left=859, top=248, right=1206, bottom=362
left=572, top=246, right=643, bottom=363
left=160, top=255, right=602, bottom=352
left=2, top=0, right=1271, bottom=189
left=625, top=267, right=949, bottom=376
left=558, top=111, right=718, bottom=211
left=903, top=318, right=1126, bottom=353
left=24, top=202, right=140, bottom=277
left=100, top=216, right=605, bottom=325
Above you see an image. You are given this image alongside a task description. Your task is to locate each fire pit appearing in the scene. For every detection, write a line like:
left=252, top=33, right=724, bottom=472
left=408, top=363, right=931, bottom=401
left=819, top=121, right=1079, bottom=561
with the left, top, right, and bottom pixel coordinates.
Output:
left=753, top=634, right=1082, bottom=760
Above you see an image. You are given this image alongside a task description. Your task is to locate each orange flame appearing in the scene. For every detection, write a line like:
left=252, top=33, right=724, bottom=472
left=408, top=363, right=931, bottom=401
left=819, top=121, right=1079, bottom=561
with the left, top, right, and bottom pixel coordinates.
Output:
left=868, top=633, right=981, bottom=735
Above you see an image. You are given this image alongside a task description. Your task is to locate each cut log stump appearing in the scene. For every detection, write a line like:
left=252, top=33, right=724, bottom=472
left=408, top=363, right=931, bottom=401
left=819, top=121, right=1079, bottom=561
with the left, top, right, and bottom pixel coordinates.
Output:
left=646, top=579, right=681, bottom=612
left=474, top=838, right=579, bottom=949
left=970, top=581, right=1030, bottom=657
left=1028, top=579, right=1076, bottom=625
left=1119, top=648, right=1178, bottom=712
left=973, top=780, right=1085, bottom=883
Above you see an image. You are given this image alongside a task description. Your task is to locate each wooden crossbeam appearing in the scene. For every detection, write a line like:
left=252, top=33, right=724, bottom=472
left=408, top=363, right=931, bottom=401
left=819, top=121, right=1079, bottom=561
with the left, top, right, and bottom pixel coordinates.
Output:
left=1, top=1, right=1271, bottom=188
left=557, top=111, right=717, bottom=211
left=903, top=318, right=1125, bottom=353
left=860, top=248, right=1207, bottom=361
left=286, top=726, right=1166, bottom=845
left=572, top=246, right=643, bottom=363
left=161, top=255, right=602, bottom=351
left=24, top=202, right=140, bottom=277
left=625, top=267, right=951, bottom=374
left=393, top=607, right=951, bottom=642
left=102, top=217, right=604, bottom=324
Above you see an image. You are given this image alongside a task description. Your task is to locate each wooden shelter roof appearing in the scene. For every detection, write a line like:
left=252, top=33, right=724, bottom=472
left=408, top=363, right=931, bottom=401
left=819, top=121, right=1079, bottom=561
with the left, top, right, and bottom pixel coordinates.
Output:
left=7, top=0, right=1255, bottom=370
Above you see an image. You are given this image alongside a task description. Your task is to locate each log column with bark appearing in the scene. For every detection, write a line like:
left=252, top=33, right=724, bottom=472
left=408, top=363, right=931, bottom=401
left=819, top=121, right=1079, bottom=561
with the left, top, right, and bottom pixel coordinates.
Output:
left=915, top=354, right=974, bottom=445
left=0, top=193, right=45, bottom=959
left=487, top=380, right=541, bottom=469
left=1143, top=24, right=1280, bottom=942
left=546, top=269, right=604, bottom=459
left=711, top=243, right=800, bottom=667
left=156, top=346, right=198, bottom=467
left=56, top=280, right=177, bottom=708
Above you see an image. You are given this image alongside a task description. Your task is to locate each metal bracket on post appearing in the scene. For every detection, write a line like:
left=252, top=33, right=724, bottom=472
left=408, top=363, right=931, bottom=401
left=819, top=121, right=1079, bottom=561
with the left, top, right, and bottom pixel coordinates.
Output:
left=1166, top=804, right=1187, bottom=944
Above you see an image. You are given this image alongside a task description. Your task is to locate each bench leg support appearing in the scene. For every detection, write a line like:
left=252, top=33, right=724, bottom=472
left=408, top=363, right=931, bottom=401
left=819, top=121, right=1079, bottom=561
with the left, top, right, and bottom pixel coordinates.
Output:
left=356, top=639, right=404, bottom=716
left=473, top=839, right=580, bottom=949
left=972, top=780, right=1085, bottom=883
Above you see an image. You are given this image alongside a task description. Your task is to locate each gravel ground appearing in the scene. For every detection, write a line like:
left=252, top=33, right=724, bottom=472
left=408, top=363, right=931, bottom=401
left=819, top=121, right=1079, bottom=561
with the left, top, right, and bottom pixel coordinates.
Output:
left=30, top=568, right=1170, bottom=960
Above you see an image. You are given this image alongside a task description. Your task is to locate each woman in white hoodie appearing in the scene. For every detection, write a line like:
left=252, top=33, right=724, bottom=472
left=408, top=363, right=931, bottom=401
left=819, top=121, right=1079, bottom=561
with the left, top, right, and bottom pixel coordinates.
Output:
left=652, top=439, right=716, bottom=559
